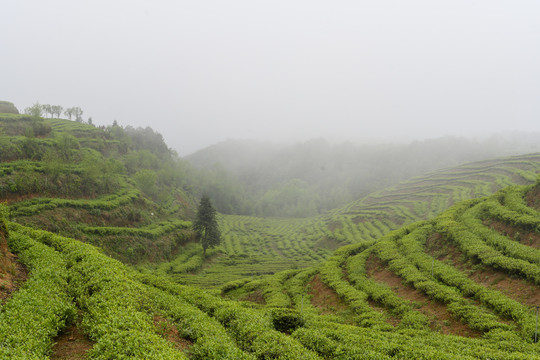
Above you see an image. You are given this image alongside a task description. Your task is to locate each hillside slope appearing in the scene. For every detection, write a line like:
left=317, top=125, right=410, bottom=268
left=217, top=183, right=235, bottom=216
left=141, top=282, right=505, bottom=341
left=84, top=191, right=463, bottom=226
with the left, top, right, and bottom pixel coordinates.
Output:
left=225, top=178, right=540, bottom=348
left=0, top=114, right=197, bottom=263
left=160, top=152, right=540, bottom=287
left=187, top=136, right=540, bottom=216
left=2, top=181, right=540, bottom=358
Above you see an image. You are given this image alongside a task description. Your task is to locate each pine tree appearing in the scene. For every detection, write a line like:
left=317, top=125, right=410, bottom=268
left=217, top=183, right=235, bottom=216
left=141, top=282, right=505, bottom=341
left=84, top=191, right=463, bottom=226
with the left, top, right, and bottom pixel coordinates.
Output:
left=193, top=195, right=221, bottom=257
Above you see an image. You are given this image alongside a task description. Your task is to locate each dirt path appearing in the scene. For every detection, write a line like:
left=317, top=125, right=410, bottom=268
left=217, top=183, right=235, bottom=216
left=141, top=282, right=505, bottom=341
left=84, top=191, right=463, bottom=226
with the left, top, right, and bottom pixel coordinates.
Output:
left=50, top=316, right=94, bottom=360
left=154, top=315, right=192, bottom=352
left=308, top=274, right=350, bottom=315
left=0, top=252, right=28, bottom=305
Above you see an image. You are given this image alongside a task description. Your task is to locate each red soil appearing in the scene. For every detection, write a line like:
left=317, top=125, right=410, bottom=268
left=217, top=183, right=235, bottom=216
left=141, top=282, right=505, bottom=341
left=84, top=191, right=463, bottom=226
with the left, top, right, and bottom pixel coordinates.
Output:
left=154, top=315, right=193, bottom=352
left=365, top=253, right=480, bottom=337
left=308, top=274, right=350, bottom=315
left=50, top=318, right=94, bottom=360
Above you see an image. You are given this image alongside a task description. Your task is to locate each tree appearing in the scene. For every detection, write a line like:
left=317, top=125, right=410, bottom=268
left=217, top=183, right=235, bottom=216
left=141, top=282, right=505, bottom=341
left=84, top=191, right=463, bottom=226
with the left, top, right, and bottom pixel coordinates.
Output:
left=24, top=103, right=43, bottom=117
left=134, top=169, right=157, bottom=197
left=193, top=195, right=221, bottom=257
left=65, top=106, right=84, bottom=122
left=51, top=105, right=63, bottom=118
left=73, top=107, right=84, bottom=122
left=42, top=104, right=53, bottom=118
left=64, top=107, right=74, bottom=120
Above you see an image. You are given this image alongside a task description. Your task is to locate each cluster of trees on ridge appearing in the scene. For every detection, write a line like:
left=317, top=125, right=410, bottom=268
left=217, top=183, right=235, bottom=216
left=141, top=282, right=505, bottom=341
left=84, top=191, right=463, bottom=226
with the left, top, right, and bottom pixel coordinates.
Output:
left=24, top=102, right=86, bottom=123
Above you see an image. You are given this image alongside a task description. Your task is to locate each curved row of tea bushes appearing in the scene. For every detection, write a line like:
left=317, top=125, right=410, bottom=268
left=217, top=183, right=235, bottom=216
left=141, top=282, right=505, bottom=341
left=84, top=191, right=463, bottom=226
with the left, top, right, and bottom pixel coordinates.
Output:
left=285, top=267, right=320, bottom=314
left=373, top=225, right=511, bottom=334
left=10, top=187, right=140, bottom=217
left=135, top=272, right=322, bottom=360
left=398, top=221, right=534, bottom=322
left=80, top=219, right=191, bottom=239
left=0, top=231, right=76, bottom=359
left=292, top=321, right=540, bottom=360
left=394, top=224, right=536, bottom=340
left=463, top=204, right=540, bottom=265
left=260, top=269, right=299, bottom=308
left=10, top=223, right=187, bottom=360
left=346, top=246, right=430, bottom=330
left=499, top=185, right=540, bottom=216
left=481, top=196, right=540, bottom=231
left=318, top=242, right=393, bottom=329
left=436, top=201, right=540, bottom=284
left=144, top=283, right=255, bottom=359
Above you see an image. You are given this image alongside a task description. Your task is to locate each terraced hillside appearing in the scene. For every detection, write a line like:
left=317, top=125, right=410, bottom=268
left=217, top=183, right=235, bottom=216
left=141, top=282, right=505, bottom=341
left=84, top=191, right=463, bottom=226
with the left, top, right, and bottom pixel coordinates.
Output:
left=3, top=112, right=540, bottom=357
left=160, top=153, right=540, bottom=288
left=222, top=179, right=540, bottom=356
left=0, top=114, right=196, bottom=263
left=3, top=181, right=540, bottom=358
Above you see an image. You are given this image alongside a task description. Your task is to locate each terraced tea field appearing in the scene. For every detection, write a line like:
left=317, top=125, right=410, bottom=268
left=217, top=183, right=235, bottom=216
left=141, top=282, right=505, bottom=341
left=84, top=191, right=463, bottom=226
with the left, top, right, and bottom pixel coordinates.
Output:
left=3, top=178, right=540, bottom=358
left=224, top=179, right=540, bottom=356
left=163, top=153, right=540, bottom=287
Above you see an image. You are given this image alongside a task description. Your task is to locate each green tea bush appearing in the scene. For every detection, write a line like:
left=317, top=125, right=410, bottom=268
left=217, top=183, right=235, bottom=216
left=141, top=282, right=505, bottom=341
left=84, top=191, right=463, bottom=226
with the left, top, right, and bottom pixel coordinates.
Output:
left=270, top=308, right=305, bottom=333
left=0, top=231, right=76, bottom=359
left=10, top=224, right=188, bottom=359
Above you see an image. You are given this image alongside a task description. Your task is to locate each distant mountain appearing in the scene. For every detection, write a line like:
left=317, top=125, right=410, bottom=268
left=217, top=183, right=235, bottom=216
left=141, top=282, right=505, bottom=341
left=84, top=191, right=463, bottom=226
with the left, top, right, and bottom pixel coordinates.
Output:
left=185, top=134, right=540, bottom=217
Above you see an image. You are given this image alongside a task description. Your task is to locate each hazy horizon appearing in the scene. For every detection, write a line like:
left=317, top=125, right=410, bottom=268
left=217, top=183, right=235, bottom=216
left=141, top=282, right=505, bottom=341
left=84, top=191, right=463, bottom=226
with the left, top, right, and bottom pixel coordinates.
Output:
left=2, top=1, right=540, bottom=155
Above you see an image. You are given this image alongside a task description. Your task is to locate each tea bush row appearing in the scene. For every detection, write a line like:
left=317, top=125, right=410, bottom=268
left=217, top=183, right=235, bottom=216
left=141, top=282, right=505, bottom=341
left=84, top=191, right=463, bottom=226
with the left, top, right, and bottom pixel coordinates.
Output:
left=10, top=223, right=187, bottom=359
left=0, top=230, right=76, bottom=359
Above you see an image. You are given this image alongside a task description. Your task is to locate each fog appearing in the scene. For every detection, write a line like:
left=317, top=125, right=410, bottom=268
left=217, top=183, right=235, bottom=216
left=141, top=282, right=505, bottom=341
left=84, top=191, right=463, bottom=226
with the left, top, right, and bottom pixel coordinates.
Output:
left=2, top=1, right=540, bottom=155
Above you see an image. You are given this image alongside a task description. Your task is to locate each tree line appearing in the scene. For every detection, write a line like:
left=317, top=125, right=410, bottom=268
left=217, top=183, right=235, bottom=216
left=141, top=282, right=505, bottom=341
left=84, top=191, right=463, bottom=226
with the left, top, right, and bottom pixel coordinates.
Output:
left=24, top=102, right=87, bottom=123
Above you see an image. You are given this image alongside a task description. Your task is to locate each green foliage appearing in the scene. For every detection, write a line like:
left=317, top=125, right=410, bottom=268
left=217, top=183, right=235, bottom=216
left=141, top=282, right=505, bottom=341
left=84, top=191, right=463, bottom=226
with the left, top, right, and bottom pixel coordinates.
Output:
left=136, top=273, right=322, bottom=359
left=0, top=101, right=19, bottom=114
left=144, top=283, right=254, bottom=359
left=80, top=219, right=190, bottom=239
left=0, top=231, right=76, bottom=358
left=5, top=178, right=540, bottom=357
left=188, top=138, right=540, bottom=216
left=0, top=202, right=8, bottom=235
left=11, top=224, right=187, bottom=359
left=23, top=102, right=43, bottom=117
left=270, top=308, right=305, bottom=333
left=134, top=169, right=158, bottom=197
left=193, top=195, right=221, bottom=256
left=5, top=107, right=540, bottom=358
left=258, top=179, right=320, bottom=217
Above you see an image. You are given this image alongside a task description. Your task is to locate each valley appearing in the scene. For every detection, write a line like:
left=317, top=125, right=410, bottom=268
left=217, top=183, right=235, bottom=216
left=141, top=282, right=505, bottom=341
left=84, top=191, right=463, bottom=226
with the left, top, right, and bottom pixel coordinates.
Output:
left=1, top=112, right=540, bottom=358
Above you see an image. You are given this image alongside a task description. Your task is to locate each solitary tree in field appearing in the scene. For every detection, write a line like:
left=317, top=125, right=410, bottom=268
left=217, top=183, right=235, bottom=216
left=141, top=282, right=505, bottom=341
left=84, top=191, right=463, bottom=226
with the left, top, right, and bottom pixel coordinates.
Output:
left=193, top=195, right=221, bottom=257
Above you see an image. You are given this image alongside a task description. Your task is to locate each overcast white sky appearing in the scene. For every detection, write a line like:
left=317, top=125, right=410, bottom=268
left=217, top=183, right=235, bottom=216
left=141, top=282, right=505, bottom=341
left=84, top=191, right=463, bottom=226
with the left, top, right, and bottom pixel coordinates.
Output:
left=2, top=1, right=539, bottom=155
